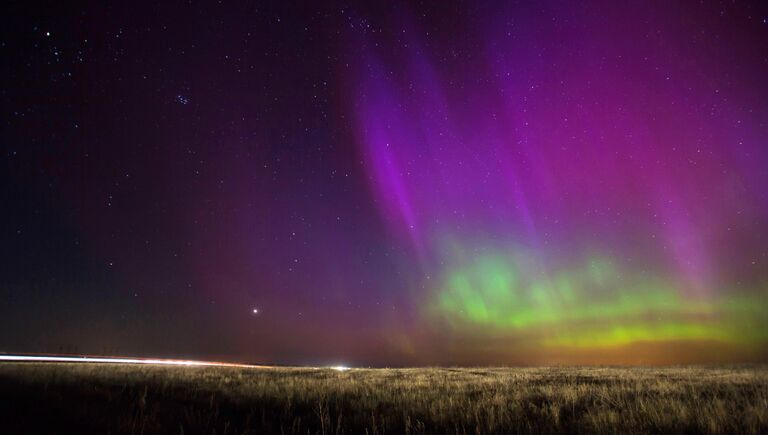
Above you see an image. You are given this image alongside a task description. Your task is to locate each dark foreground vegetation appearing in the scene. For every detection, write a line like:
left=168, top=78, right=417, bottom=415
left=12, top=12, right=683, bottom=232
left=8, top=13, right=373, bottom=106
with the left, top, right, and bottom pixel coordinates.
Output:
left=0, top=363, right=766, bottom=434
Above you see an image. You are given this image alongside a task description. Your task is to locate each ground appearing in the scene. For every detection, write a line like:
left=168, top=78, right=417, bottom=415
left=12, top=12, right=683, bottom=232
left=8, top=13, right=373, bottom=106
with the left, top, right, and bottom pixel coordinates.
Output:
left=0, top=363, right=766, bottom=434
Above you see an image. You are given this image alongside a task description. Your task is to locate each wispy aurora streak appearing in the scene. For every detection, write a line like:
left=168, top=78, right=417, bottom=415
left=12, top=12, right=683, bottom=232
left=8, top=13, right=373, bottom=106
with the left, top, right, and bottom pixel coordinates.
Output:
left=348, top=2, right=768, bottom=361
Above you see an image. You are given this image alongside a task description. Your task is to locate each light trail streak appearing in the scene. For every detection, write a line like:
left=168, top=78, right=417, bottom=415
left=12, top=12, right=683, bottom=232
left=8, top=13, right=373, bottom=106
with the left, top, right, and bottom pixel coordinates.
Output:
left=0, top=354, right=262, bottom=368
left=0, top=354, right=356, bottom=371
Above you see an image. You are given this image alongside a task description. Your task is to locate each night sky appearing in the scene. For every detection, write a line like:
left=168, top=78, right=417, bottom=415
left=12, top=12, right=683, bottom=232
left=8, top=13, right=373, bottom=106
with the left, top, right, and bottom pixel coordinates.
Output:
left=2, top=1, right=768, bottom=366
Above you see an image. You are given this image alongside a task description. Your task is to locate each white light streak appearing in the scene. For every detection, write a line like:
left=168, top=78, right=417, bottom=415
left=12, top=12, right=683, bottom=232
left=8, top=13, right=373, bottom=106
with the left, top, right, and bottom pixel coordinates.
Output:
left=0, top=354, right=263, bottom=368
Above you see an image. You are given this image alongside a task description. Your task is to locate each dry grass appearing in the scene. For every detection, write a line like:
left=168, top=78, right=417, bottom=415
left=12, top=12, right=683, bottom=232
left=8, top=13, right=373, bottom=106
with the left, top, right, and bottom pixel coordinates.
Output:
left=0, top=363, right=766, bottom=434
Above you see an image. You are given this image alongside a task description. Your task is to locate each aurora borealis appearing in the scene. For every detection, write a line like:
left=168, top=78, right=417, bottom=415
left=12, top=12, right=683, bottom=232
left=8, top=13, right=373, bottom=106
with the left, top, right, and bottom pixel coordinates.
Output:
left=2, top=1, right=768, bottom=365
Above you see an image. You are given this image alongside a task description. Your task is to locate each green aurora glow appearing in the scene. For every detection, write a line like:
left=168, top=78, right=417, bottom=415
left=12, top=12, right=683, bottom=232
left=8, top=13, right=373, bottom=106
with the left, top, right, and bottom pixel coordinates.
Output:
left=429, top=249, right=768, bottom=349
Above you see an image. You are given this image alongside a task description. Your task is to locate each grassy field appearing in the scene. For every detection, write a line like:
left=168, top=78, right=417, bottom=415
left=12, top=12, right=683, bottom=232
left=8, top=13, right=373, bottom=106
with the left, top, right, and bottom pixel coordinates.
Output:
left=0, top=363, right=766, bottom=434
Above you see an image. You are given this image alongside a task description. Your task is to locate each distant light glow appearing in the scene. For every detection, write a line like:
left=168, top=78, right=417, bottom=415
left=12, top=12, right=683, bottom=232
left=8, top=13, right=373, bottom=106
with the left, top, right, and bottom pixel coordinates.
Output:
left=331, top=365, right=350, bottom=371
